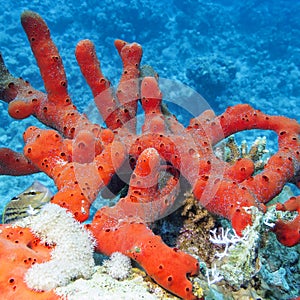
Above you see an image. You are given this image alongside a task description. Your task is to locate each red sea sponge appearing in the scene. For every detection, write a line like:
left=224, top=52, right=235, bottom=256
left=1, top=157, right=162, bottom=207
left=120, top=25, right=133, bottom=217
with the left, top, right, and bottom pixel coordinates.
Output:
left=272, top=196, right=300, bottom=247
left=0, top=225, right=58, bottom=299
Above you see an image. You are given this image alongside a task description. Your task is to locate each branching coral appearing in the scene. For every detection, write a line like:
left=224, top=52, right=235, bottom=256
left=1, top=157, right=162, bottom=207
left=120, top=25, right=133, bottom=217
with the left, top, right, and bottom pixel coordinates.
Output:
left=0, top=10, right=300, bottom=300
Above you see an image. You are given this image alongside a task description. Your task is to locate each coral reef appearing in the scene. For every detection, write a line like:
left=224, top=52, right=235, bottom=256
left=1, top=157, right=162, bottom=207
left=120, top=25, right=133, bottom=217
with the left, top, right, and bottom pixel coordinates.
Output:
left=186, top=55, right=237, bottom=103
left=0, top=10, right=299, bottom=300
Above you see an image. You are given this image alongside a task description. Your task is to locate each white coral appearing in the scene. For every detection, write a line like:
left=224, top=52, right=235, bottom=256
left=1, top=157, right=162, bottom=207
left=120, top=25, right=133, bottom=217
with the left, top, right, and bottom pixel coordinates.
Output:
left=205, top=263, right=224, bottom=286
left=103, top=252, right=132, bottom=280
left=209, top=227, right=248, bottom=259
left=23, top=203, right=96, bottom=291
left=209, top=207, right=263, bottom=287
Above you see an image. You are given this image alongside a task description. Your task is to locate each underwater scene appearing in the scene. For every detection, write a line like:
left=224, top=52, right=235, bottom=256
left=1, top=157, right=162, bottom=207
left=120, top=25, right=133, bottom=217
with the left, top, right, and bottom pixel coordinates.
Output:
left=0, top=0, right=299, bottom=299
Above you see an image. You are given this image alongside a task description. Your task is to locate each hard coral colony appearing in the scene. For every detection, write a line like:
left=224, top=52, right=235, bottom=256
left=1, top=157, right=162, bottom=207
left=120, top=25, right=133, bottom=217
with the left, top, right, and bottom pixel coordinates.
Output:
left=0, top=10, right=299, bottom=300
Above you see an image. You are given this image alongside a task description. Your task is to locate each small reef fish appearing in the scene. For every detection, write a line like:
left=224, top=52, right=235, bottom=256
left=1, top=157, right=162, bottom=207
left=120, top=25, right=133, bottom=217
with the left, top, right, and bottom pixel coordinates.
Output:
left=2, top=181, right=53, bottom=224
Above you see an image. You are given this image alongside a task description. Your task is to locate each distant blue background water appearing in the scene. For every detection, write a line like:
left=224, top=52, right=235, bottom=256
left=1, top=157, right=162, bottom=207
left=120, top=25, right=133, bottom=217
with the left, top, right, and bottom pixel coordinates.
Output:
left=0, top=0, right=299, bottom=210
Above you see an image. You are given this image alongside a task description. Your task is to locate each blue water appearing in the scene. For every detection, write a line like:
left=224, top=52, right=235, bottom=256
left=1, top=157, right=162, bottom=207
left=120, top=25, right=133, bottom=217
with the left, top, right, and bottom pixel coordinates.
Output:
left=1, top=0, right=300, bottom=119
